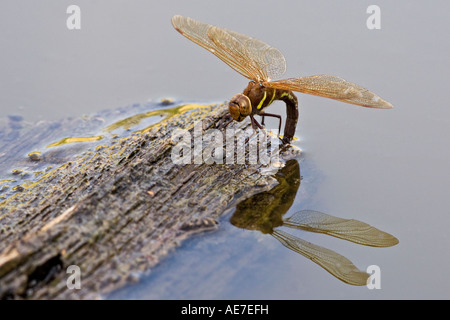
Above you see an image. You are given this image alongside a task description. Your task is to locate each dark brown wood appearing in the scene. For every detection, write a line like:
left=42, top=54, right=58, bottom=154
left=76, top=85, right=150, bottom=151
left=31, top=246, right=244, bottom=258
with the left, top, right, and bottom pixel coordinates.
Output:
left=0, top=102, right=300, bottom=299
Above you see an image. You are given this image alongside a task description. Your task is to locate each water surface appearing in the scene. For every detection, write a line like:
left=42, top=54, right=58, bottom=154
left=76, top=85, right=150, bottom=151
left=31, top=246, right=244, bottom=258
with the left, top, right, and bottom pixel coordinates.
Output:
left=1, top=0, right=449, bottom=299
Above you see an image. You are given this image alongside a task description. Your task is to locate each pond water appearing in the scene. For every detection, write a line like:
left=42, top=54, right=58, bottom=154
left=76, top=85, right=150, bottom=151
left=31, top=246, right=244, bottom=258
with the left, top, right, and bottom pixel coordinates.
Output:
left=1, top=1, right=450, bottom=299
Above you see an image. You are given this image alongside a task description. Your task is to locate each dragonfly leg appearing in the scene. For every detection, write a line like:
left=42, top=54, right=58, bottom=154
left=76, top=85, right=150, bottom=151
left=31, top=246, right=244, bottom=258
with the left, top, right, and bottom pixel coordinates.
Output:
left=250, top=114, right=263, bottom=130
left=249, top=115, right=267, bottom=144
left=217, top=114, right=233, bottom=129
left=260, top=112, right=282, bottom=137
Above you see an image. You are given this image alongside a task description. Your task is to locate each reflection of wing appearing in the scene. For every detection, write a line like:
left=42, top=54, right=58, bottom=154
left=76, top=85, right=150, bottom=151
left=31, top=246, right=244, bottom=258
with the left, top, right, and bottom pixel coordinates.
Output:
left=171, top=15, right=286, bottom=82
left=266, top=75, right=394, bottom=108
left=284, top=210, right=399, bottom=247
left=272, top=230, right=369, bottom=286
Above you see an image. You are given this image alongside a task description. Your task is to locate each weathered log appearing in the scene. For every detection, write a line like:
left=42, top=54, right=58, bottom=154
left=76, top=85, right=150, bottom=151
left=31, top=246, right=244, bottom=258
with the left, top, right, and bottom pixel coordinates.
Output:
left=0, top=102, right=299, bottom=299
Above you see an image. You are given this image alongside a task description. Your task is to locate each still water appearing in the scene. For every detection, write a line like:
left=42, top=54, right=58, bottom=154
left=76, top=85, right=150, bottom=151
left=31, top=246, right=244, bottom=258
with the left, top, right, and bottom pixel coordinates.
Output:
left=1, top=1, right=450, bottom=299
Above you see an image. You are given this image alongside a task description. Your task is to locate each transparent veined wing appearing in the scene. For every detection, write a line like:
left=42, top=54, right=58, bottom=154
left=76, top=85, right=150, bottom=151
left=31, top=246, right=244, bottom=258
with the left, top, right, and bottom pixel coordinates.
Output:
left=272, top=229, right=370, bottom=286
left=283, top=210, right=399, bottom=247
left=171, top=15, right=286, bottom=82
left=224, top=29, right=286, bottom=81
left=266, top=75, right=394, bottom=108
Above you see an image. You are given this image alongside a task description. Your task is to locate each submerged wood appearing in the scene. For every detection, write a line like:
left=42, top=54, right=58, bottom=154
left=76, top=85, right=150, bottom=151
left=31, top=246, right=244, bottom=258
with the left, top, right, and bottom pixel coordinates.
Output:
left=0, top=102, right=299, bottom=299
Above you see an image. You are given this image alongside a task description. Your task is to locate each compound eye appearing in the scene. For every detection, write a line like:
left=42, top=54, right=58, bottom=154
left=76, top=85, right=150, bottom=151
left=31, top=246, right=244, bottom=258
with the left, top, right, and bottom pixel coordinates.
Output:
left=238, top=95, right=252, bottom=117
left=228, top=94, right=252, bottom=121
left=228, top=101, right=241, bottom=121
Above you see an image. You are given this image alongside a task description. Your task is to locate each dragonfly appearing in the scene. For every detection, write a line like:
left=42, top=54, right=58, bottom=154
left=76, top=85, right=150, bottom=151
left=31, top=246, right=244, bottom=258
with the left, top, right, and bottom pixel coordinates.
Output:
left=171, top=15, right=394, bottom=144
left=230, top=159, right=398, bottom=285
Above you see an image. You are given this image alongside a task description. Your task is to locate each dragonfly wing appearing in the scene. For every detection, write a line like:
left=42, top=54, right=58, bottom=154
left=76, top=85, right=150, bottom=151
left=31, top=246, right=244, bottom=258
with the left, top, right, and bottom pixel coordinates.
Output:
left=224, top=29, right=286, bottom=81
left=171, top=15, right=247, bottom=78
left=266, top=75, right=394, bottom=108
left=272, top=230, right=370, bottom=286
left=171, top=15, right=286, bottom=82
left=207, top=26, right=266, bottom=81
left=284, top=210, right=399, bottom=247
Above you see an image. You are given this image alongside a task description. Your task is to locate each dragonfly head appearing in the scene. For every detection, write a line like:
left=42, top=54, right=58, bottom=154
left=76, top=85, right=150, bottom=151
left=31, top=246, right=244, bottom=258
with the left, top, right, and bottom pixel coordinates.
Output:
left=229, top=94, right=252, bottom=122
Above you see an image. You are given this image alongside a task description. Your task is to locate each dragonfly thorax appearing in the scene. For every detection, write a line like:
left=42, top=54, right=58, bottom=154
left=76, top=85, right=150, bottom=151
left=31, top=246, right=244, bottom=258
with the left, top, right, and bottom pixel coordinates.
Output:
left=243, top=81, right=278, bottom=115
left=229, top=81, right=279, bottom=122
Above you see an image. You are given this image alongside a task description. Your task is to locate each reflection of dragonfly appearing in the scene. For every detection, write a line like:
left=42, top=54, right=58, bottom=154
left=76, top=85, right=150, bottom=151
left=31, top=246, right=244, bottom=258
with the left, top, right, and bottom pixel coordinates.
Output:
left=230, top=160, right=398, bottom=286
left=172, top=15, right=394, bottom=144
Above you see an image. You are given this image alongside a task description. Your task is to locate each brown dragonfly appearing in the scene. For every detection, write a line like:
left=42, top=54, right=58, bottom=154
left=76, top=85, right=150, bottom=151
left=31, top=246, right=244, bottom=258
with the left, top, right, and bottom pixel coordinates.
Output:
left=171, top=15, right=394, bottom=144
